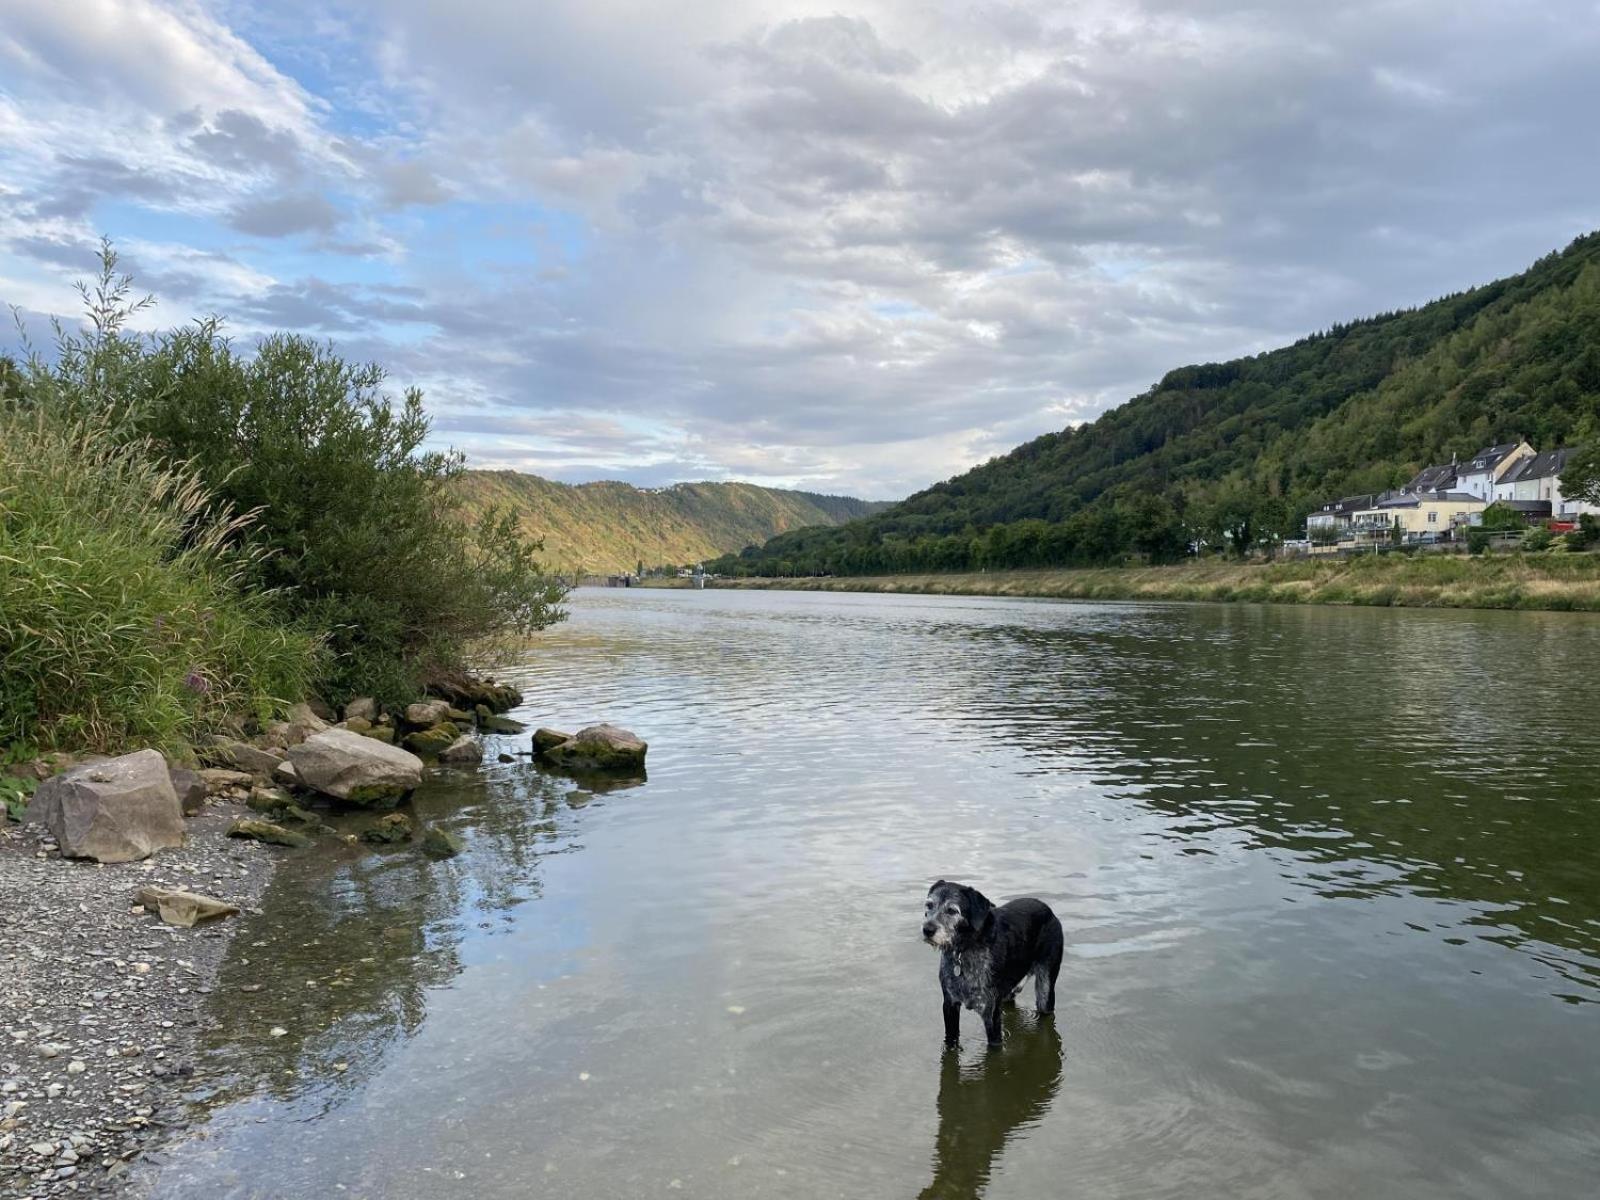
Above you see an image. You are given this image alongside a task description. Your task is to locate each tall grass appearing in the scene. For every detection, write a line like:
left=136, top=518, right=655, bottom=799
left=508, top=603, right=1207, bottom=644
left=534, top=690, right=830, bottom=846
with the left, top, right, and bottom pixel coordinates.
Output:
left=0, top=405, right=320, bottom=751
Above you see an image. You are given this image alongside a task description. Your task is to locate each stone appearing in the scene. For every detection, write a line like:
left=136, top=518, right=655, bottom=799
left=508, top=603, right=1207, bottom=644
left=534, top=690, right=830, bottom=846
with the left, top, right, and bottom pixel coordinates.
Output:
left=287, top=728, right=423, bottom=806
left=437, top=735, right=484, bottom=765
left=342, top=716, right=373, bottom=735
left=200, top=768, right=254, bottom=795
left=360, top=813, right=414, bottom=844
left=480, top=713, right=528, bottom=734
left=305, top=697, right=337, bottom=721
left=134, top=887, right=240, bottom=928
left=344, top=697, right=378, bottom=723
left=272, top=759, right=302, bottom=789
left=425, top=672, right=522, bottom=713
left=168, top=767, right=206, bottom=817
left=402, top=723, right=460, bottom=758
left=26, top=750, right=185, bottom=863
left=420, top=826, right=465, bottom=858
left=540, top=724, right=648, bottom=773
left=532, top=728, right=574, bottom=755
left=497, top=753, right=516, bottom=764
left=226, top=819, right=310, bottom=849
left=404, top=700, right=452, bottom=728
left=200, top=739, right=286, bottom=776
left=284, top=702, right=330, bottom=745
left=247, top=786, right=292, bottom=815
left=360, top=725, right=396, bottom=744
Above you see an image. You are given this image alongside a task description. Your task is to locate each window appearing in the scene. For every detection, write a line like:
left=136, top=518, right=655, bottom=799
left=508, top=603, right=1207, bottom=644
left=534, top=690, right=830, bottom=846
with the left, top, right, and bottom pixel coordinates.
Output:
left=1428, top=511, right=1438, bottom=524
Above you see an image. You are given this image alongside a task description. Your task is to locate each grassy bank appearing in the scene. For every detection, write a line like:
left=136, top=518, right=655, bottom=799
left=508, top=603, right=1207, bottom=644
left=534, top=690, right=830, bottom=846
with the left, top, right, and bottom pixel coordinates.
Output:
left=702, top=553, right=1600, bottom=611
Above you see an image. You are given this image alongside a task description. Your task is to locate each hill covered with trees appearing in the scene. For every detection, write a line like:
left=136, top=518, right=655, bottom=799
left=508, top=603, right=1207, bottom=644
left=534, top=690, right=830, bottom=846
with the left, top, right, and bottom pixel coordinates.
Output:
left=453, top=472, right=890, bottom=575
left=712, top=232, right=1600, bottom=577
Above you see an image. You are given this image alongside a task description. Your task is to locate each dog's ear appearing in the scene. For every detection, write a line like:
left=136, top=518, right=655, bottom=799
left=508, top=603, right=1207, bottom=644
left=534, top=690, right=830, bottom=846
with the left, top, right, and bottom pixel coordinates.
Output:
left=964, top=887, right=995, bottom=937
left=929, top=879, right=948, bottom=894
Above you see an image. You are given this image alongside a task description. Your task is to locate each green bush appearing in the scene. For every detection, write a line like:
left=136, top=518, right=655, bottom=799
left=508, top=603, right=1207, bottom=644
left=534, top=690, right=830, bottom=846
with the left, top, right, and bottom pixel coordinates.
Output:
left=1467, top=528, right=1491, bottom=555
left=0, top=406, right=320, bottom=750
left=1522, top=526, right=1554, bottom=552
left=16, top=244, right=567, bottom=706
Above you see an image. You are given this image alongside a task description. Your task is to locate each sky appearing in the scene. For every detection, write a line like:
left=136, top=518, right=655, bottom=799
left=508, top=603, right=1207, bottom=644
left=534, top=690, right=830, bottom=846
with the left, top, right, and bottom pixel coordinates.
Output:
left=1, top=1, right=1598, bottom=499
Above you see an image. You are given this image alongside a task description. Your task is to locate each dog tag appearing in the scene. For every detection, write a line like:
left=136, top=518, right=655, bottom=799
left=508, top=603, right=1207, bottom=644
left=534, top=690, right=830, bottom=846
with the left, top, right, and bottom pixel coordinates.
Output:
left=952, top=962, right=962, bottom=978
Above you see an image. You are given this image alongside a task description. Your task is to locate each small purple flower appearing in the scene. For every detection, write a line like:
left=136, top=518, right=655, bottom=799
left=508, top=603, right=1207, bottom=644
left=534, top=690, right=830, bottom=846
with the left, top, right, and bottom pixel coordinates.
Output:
left=184, top=669, right=210, bottom=695
left=153, top=614, right=165, bottom=634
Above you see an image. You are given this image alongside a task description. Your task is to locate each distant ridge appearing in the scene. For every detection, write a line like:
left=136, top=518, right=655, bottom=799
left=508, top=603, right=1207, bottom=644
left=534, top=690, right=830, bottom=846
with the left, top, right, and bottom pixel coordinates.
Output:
left=453, top=470, right=892, bottom=574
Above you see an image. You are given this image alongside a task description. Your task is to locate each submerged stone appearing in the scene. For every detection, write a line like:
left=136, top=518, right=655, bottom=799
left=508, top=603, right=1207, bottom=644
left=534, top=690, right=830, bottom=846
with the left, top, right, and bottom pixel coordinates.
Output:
left=420, top=826, right=465, bottom=858
left=361, top=812, right=414, bottom=844
left=227, top=819, right=310, bottom=848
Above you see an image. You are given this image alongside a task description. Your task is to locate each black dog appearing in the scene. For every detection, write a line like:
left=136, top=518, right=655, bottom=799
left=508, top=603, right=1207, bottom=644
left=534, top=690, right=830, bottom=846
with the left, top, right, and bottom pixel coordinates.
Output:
left=922, top=880, right=1063, bottom=1045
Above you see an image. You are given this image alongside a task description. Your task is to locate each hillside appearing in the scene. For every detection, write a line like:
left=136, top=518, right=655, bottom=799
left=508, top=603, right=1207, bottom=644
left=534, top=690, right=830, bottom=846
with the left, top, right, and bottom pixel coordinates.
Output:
left=713, top=231, right=1600, bottom=577
left=453, top=471, right=890, bottom=574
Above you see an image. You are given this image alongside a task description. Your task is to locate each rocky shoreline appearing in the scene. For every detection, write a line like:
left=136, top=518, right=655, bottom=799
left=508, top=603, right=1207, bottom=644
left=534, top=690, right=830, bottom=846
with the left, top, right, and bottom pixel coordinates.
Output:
left=0, top=799, right=279, bottom=1198
left=1, top=675, right=649, bottom=1199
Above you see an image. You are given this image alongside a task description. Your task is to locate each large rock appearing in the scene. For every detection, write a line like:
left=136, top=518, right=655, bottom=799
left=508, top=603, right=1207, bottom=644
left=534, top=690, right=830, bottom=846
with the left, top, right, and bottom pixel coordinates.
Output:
left=168, top=767, right=206, bottom=817
left=200, top=739, right=285, bottom=776
left=438, top=735, right=484, bottom=765
left=27, top=750, right=184, bottom=863
left=540, top=725, right=648, bottom=773
left=287, top=728, right=423, bottom=806
left=403, top=723, right=460, bottom=758
left=136, top=886, right=239, bottom=928
left=283, top=702, right=330, bottom=746
left=344, top=697, right=378, bottom=723
left=404, top=700, right=452, bottom=728
left=425, top=671, right=523, bottom=714
left=227, top=818, right=310, bottom=848
left=532, top=728, right=573, bottom=755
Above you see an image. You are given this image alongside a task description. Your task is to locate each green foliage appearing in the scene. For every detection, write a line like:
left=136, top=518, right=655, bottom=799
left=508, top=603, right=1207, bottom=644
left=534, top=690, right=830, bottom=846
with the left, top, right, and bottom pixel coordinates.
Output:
left=1467, top=529, right=1492, bottom=555
left=1523, top=526, right=1555, bottom=551
left=1561, top=439, right=1600, bottom=507
left=715, top=232, right=1600, bottom=578
left=1, top=775, right=36, bottom=822
left=0, top=406, right=320, bottom=750
left=11, top=241, right=567, bottom=714
left=1480, top=501, right=1528, bottom=531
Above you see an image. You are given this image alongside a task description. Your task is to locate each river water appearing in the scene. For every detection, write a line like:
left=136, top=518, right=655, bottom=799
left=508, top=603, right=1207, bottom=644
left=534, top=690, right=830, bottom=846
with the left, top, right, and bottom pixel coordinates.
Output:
left=142, top=589, right=1600, bottom=1199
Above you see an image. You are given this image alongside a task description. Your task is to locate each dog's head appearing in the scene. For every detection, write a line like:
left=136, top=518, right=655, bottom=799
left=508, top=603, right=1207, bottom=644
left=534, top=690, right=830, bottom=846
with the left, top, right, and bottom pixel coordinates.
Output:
left=922, top=880, right=995, bottom=949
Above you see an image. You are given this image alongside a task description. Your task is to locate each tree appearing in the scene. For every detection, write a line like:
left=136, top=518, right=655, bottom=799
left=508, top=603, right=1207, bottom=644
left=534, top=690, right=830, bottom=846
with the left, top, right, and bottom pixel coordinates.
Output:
left=1560, top=440, right=1600, bottom=506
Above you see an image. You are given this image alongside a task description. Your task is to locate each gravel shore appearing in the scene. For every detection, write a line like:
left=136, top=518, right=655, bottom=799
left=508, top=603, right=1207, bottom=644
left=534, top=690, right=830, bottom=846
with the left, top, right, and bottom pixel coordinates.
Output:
left=0, top=803, right=279, bottom=1198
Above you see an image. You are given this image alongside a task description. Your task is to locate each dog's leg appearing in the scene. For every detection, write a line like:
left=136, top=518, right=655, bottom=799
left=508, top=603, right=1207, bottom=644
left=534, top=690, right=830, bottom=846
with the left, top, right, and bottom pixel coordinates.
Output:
left=942, top=998, right=960, bottom=1044
left=1039, top=943, right=1063, bottom=1014
left=981, top=1000, right=1003, bottom=1046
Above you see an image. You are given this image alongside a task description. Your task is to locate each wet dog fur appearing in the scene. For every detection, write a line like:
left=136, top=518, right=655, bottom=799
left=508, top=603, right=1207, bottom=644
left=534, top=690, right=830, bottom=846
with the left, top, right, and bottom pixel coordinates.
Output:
left=922, top=880, right=1064, bottom=1046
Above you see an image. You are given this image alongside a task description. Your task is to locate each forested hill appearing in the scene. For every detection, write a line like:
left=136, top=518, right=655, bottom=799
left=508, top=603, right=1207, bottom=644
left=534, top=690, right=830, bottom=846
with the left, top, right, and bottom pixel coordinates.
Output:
left=712, top=231, right=1600, bottom=577
left=453, top=471, right=891, bottom=574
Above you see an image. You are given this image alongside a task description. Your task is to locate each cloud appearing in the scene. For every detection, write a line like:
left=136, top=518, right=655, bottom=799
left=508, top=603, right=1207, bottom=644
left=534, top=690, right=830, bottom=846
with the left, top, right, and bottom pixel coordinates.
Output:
left=1, top=0, right=1598, bottom=497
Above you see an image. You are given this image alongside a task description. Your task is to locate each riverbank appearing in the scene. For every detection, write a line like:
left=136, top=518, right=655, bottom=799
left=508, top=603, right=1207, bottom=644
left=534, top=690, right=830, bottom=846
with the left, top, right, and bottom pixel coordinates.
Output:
left=686, top=553, right=1600, bottom=611
left=0, top=799, right=279, bottom=1197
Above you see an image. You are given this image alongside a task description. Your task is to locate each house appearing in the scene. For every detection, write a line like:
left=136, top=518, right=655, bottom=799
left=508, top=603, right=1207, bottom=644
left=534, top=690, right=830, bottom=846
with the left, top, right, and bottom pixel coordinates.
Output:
left=1306, top=494, right=1375, bottom=542
left=1453, top=441, right=1534, bottom=502
left=1352, top=489, right=1485, bottom=539
left=1402, top=462, right=1458, bottom=494
left=1494, top=446, right=1600, bottom=518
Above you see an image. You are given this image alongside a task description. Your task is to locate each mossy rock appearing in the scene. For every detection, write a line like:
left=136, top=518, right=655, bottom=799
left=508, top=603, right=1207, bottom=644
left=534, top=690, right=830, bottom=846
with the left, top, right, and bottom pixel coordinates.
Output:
left=541, top=724, right=647, bottom=773
left=227, top=819, right=310, bottom=848
left=532, top=727, right=573, bottom=755
left=359, top=725, right=396, bottom=744
left=361, top=812, right=414, bottom=844
left=420, top=826, right=465, bottom=858
left=403, top=722, right=460, bottom=758
left=247, top=786, right=292, bottom=815
left=480, top=713, right=527, bottom=735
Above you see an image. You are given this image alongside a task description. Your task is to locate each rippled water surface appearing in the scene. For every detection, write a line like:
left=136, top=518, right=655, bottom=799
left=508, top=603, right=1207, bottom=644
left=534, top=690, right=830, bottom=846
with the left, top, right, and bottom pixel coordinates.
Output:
left=145, top=589, right=1600, bottom=1199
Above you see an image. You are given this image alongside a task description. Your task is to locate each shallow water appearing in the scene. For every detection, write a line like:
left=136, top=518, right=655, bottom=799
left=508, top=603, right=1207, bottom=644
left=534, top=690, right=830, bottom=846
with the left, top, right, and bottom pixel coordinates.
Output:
left=145, top=589, right=1600, bottom=1199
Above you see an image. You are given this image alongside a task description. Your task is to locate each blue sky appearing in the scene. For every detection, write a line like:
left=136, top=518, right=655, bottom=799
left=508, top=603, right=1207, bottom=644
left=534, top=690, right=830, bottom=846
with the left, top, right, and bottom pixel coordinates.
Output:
left=2, top=0, right=1598, bottom=498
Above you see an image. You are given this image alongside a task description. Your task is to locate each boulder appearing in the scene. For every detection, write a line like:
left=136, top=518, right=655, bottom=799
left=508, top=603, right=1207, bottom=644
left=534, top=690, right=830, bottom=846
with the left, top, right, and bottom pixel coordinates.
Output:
left=424, top=671, right=523, bottom=714
left=438, top=735, right=484, bottom=765
left=342, top=716, right=373, bottom=735
left=360, top=725, right=396, bottom=744
left=287, top=728, right=423, bottom=807
left=285, top=702, right=330, bottom=744
left=135, top=886, right=239, bottom=928
left=168, top=767, right=206, bottom=817
left=479, top=711, right=527, bottom=734
left=272, top=759, right=302, bottom=789
left=227, top=819, right=310, bottom=848
left=532, top=728, right=573, bottom=755
left=420, top=826, right=465, bottom=858
left=305, top=697, right=337, bottom=722
left=200, top=739, right=285, bottom=776
left=247, top=786, right=292, bottom=815
left=360, top=812, right=414, bottom=844
left=540, top=725, right=648, bottom=773
left=344, top=697, right=378, bottom=723
left=27, top=750, right=185, bottom=863
left=404, top=700, right=452, bottom=728
left=403, top=723, right=460, bottom=758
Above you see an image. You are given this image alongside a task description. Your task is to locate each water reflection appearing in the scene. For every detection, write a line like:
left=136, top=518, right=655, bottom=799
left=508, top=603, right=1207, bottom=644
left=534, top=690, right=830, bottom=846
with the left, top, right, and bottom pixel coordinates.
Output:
left=919, top=1012, right=1063, bottom=1200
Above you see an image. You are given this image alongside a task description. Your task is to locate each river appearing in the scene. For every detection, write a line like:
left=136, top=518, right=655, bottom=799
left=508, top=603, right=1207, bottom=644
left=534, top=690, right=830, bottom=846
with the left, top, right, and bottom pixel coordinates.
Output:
left=141, top=588, right=1600, bottom=1199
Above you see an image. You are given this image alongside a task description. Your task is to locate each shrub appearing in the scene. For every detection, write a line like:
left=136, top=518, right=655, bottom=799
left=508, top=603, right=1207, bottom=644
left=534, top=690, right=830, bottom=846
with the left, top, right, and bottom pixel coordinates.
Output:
left=1522, top=526, right=1554, bottom=552
left=1467, top=529, right=1491, bottom=555
left=16, top=244, right=567, bottom=706
left=0, top=406, right=320, bottom=750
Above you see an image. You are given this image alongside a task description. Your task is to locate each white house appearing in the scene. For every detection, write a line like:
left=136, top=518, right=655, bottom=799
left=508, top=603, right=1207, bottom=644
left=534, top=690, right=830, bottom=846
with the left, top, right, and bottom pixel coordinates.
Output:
left=1495, top=446, right=1600, bottom=519
left=1454, top=441, right=1534, bottom=502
